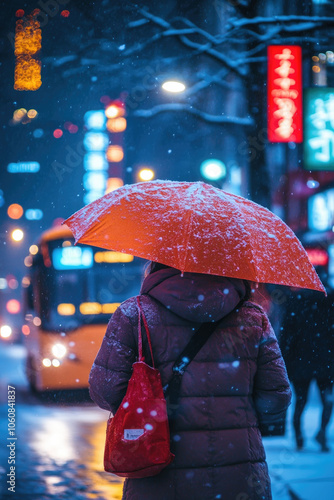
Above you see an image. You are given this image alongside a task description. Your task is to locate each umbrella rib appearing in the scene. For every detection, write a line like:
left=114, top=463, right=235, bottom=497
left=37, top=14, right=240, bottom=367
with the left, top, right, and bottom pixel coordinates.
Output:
left=224, top=194, right=259, bottom=282
left=180, top=206, right=195, bottom=272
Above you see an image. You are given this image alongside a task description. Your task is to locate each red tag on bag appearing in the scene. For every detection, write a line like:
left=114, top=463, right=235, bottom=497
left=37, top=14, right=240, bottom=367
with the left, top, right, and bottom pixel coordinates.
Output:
left=104, top=361, right=174, bottom=477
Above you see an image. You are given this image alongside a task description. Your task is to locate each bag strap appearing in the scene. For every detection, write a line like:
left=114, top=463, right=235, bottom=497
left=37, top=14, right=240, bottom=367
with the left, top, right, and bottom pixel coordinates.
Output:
left=163, top=321, right=217, bottom=407
left=137, top=294, right=218, bottom=417
left=136, top=296, right=155, bottom=368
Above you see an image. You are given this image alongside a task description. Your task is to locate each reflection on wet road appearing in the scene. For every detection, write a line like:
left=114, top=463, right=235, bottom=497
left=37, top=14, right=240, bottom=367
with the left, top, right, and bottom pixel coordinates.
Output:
left=0, top=345, right=124, bottom=500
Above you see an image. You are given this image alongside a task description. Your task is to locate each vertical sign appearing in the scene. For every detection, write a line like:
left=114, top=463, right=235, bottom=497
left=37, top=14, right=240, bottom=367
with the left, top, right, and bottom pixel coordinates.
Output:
left=267, top=45, right=302, bottom=143
left=14, top=13, right=42, bottom=91
left=105, top=99, right=126, bottom=193
left=304, top=88, right=334, bottom=170
left=83, top=111, right=108, bottom=205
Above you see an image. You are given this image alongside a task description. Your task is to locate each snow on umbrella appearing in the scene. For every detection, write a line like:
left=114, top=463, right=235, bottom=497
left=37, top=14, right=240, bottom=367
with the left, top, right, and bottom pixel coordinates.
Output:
left=64, top=180, right=325, bottom=293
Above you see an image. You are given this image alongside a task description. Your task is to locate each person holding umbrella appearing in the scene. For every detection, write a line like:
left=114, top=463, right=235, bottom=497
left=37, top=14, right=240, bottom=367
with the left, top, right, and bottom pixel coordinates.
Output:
left=65, top=180, right=325, bottom=500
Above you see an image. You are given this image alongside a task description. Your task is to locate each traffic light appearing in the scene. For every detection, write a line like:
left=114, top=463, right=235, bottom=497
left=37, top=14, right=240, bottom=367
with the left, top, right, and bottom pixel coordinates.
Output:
left=200, top=159, right=226, bottom=181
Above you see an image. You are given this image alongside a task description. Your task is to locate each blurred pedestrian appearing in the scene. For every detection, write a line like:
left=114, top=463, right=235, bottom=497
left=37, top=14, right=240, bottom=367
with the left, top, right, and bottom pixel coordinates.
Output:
left=89, top=262, right=292, bottom=500
left=280, top=287, right=334, bottom=452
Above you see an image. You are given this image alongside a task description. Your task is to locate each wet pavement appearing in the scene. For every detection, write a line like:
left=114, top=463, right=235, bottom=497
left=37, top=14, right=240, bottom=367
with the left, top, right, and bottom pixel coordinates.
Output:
left=0, top=344, right=124, bottom=500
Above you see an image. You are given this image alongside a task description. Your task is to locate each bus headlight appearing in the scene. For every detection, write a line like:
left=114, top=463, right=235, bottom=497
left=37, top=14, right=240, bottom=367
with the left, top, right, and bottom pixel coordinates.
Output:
left=52, top=343, right=67, bottom=359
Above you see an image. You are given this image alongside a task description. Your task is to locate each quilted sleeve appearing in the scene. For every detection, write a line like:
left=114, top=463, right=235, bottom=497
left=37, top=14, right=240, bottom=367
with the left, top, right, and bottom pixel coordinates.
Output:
left=253, top=312, right=292, bottom=435
left=88, top=304, right=137, bottom=414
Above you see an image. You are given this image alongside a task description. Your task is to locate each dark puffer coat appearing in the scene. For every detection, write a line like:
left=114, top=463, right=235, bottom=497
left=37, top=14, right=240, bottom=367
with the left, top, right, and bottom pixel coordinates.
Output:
left=89, top=268, right=292, bottom=500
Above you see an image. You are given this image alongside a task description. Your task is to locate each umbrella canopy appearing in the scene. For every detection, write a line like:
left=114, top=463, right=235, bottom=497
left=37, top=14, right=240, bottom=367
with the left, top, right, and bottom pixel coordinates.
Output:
left=64, top=180, right=325, bottom=293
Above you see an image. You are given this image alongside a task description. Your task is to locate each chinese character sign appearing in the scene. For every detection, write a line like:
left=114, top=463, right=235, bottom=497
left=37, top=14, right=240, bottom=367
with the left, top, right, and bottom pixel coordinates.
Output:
left=304, top=88, right=334, bottom=170
left=267, top=45, right=303, bottom=143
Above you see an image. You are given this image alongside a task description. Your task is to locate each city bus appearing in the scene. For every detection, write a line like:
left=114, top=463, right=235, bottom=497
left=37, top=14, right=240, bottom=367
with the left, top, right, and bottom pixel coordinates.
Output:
left=24, top=225, right=146, bottom=392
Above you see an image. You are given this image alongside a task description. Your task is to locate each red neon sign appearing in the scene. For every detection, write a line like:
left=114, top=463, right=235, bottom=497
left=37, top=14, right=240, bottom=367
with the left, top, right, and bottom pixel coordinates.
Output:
left=306, top=248, right=328, bottom=267
left=267, top=45, right=303, bottom=143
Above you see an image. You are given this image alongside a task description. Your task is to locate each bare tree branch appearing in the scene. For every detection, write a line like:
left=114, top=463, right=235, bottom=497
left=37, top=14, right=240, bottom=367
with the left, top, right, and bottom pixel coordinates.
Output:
left=133, top=103, right=254, bottom=125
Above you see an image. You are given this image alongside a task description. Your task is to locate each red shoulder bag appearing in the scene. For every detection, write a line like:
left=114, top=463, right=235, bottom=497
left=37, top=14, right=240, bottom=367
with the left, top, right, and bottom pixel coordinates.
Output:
left=103, top=296, right=175, bottom=478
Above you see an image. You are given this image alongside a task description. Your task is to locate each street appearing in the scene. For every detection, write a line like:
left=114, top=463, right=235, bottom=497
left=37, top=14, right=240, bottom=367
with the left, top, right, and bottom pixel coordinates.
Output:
left=0, top=344, right=124, bottom=500
left=0, top=343, right=333, bottom=500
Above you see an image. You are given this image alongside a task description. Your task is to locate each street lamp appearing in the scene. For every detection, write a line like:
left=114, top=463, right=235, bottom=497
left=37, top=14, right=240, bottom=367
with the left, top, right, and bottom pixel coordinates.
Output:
left=162, top=81, right=186, bottom=93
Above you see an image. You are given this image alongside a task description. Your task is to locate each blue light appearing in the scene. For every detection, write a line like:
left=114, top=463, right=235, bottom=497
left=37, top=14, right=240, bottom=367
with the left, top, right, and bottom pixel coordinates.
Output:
left=52, top=247, right=94, bottom=270
left=83, top=132, right=109, bottom=152
left=7, top=162, right=40, bottom=173
left=83, top=191, right=105, bottom=205
left=83, top=171, right=107, bottom=191
left=25, top=209, right=43, bottom=220
left=84, top=153, right=108, bottom=171
left=84, top=110, right=106, bottom=131
left=200, top=159, right=226, bottom=181
left=33, top=129, right=44, bottom=138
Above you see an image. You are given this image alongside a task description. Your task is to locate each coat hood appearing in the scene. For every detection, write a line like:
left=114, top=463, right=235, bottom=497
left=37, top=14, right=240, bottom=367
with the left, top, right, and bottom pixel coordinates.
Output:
left=140, top=268, right=246, bottom=322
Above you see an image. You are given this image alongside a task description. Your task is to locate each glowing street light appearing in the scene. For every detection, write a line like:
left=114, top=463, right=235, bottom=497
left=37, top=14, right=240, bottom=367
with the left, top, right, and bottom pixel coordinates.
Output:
left=162, top=81, right=186, bottom=93
left=138, top=168, right=155, bottom=181
left=11, top=228, right=24, bottom=242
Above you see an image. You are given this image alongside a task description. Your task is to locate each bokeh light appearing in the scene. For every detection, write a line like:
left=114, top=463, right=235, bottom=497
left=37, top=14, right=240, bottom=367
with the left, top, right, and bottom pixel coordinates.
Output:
left=105, top=177, right=124, bottom=194
left=29, top=244, right=38, bottom=255
left=100, top=95, right=111, bottom=104
left=0, top=278, right=7, bottom=289
left=27, top=109, right=38, bottom=119
left=21, top=276, right=31, bottom=288
left=68, top=124, right=78, bottom=133
left=138, top=168, right=155, bottom=181
left=107, top=117, right=127, bottom=133
left=53, top=129, right=63, bottom=138
left=105, top=103, right=125, bottom=119
left=8, top=278, right=18, bottom=289
left=200, top=159, right=226, bottom=181
left=6, top=299, right=21, bottom=314
left=15, top=9, right=25, bottom=17
left=106, top=145, right=124, bottom=162
left=33, top=317, right=42, bottom=326
left=11, top=229, right=24, bottom=242
left=13, top=108, right=27, bottom=122
left=24, top=256, right=33, bottom=267
left=22, top=325, right=30, bottom=335
left=7, top=203, right=23, bottom=220
left=0, top=325, right=12, bottom=339
left=61, top=10, right=70, bottom=17
left=33, top=128, right=44, bottom=138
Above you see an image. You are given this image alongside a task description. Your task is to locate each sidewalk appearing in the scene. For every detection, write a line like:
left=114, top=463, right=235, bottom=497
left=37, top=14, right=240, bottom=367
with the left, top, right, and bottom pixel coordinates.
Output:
left=263, top=381, right=334, bottom=500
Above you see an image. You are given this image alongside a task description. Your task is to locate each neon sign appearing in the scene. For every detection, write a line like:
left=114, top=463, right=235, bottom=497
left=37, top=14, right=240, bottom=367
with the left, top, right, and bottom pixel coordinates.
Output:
left=267, top=45, right=303, bottom=143
left=52, top=247, right=93, bottom=270
left=7, top=161, right=40, bottom=173
left=304, top=88, right=334, bottom=170
left=308, top=188, right=334, bottom=231
left=14, top=14, right=42, bottom=91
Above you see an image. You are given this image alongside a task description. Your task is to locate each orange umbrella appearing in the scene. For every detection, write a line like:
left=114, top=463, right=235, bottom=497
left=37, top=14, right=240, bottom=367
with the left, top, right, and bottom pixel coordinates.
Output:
left=64, top=180, right=325, bottom=293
